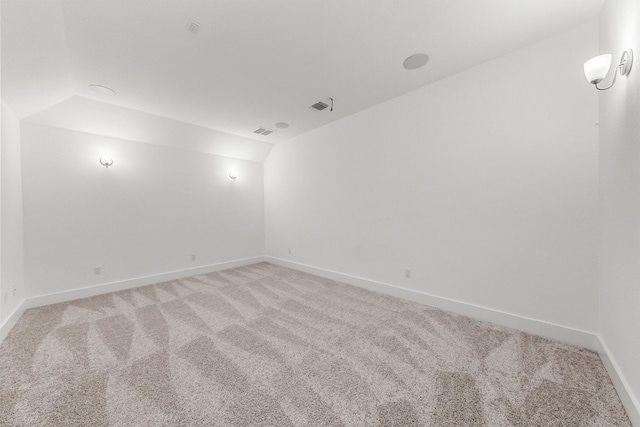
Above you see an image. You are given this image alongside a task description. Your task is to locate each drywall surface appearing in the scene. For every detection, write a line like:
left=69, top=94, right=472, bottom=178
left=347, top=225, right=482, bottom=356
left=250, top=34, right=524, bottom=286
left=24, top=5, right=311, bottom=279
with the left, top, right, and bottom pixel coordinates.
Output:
left=21, top=123, right=265, bottom=297
left=26, top=96, right=274, bottom=162
left=598, top=0, right=640, bottom=414
left=1, top=101, right=25, bottom=323
left=265, top=21, right=600, bottom=332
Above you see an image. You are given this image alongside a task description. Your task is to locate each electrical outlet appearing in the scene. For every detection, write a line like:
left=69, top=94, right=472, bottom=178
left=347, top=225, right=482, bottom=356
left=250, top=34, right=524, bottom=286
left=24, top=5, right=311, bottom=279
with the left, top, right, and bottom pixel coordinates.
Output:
left=288, top=248, right=291, bottom=255
left=94, top=266, right=102, bottom=275
left=191, top=254, right=196, bottom=261
left=404, top=268, right=412, bottom=278
left=12, top=285, right=17, bottom=296
left=3, top=291, right=7, bottom=304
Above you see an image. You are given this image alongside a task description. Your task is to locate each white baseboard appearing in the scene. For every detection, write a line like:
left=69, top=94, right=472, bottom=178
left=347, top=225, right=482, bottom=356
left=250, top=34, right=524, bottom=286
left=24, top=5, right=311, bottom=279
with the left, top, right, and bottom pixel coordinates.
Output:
left=4, top=256, right=637, bottom=424
left=0, top=299, right=27, bottom=344
left=597, top=337, right=640, bottom=426
left=25, top=256, right=266, bottom=310
left=266, top=257, right=598, bottom=350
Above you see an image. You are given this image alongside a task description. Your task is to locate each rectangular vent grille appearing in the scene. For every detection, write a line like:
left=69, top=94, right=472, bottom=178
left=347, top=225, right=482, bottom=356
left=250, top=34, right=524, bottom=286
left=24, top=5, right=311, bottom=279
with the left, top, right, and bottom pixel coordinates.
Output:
left=253, top=127, right=274, bottom=136
left=310, top=101, right=329, bottom=111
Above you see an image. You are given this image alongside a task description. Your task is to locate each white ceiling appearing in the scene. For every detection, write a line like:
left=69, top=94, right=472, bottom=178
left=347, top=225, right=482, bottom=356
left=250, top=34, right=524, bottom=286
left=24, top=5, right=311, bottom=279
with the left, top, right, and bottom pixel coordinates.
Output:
left=2, top=0, right=603, bottom=149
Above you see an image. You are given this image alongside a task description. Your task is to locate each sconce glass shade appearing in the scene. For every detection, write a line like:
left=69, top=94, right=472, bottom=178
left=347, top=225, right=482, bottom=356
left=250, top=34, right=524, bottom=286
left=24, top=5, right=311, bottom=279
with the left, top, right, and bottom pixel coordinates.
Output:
left=99, top=154, right=113, bottom=168
left=584, top=54, right=612, bottom=84
left=229, top=170, right=238, bottom=180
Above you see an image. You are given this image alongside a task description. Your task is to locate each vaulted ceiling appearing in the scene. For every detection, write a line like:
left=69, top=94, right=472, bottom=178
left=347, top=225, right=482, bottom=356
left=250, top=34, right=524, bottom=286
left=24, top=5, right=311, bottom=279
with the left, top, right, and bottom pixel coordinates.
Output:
left=2, top=0, right=603, bottom=159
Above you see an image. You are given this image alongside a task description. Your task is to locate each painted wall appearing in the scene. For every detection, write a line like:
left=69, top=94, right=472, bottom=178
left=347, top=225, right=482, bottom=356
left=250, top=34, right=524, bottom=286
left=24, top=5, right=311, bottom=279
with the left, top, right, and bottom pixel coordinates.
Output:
left=264, top=22, right=600, bottom=332
left=26, top=96, right=274, bottom=163
left=21, top=123, right=265, bottom=297
left=1, top=101, right=25, bottom=323
left=598, top=0, right=640, bottom=414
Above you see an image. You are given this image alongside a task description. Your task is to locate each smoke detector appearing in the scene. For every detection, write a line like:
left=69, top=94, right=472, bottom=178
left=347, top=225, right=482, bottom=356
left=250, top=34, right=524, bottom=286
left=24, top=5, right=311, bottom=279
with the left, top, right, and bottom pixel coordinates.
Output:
left=89, top=84, right=116, bottom=96
left=309, top=97, right=334, bottom=112
left=253, top=127, right=274, bottom=136
left=186, top=20, right=200, bottom=34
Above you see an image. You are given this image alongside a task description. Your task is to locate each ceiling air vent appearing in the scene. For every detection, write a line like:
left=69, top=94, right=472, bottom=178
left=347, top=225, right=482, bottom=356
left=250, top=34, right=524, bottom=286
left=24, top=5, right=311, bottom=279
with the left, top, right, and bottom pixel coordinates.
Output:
left=253, top=127, right=274, bottom=136
left=310, top=101, right=329, bottom=111
left=309, top=97, right=334, bottom=112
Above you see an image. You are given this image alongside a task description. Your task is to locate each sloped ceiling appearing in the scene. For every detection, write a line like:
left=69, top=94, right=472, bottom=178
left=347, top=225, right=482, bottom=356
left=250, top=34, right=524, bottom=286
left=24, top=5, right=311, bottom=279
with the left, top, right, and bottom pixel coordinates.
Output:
left=2, top=0, right=603, bottom=160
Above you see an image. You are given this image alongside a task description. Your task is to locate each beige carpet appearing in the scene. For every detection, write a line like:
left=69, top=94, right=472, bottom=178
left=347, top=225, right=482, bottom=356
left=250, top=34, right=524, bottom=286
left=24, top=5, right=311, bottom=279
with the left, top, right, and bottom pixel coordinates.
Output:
left=0, top=262, right=631, bottom=426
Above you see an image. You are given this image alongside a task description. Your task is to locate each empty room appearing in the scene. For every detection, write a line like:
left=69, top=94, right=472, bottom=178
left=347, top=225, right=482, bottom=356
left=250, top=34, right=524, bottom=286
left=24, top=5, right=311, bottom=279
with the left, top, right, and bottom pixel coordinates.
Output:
left=1, top=0, right=638, bottom=425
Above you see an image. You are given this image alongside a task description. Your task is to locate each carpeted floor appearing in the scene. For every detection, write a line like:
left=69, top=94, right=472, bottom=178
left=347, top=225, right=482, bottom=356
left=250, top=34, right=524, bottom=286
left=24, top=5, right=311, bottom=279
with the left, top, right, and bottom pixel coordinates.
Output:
left=0, top=262, right=631, bottom=426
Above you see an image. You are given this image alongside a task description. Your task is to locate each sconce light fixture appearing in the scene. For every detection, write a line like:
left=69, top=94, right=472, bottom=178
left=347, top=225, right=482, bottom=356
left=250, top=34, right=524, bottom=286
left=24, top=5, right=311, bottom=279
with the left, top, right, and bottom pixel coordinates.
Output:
left=99, top=154, right=113, bottom=168
left=584, top=50, right=633, bottom=90
left=229, top=170, right=238, bottom=180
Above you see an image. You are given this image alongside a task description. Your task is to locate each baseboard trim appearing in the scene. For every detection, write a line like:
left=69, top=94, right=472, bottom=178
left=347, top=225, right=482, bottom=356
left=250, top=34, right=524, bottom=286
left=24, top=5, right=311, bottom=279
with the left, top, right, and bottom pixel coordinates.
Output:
left=6, top=256, right=635, bottom=423
left=597, top=336, right=640, bottom=426
left=0, top=299, right=27, bottom=344
left=25, top=256, right=266, bottom=310
left=266, top=257, right=598, bottom=350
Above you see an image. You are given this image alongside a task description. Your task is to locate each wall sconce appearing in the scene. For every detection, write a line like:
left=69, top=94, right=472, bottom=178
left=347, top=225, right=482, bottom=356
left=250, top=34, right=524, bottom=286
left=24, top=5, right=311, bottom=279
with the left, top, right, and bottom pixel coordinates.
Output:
left=229, top=170, right=238, bottom=180
left=99, top=154, right=113, bottom=168
left=584, top=50, right=633, bottom=90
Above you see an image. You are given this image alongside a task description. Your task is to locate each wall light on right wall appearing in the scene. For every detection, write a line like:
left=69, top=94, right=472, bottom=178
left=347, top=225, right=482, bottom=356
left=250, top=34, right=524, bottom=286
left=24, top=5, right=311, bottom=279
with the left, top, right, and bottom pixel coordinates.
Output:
left=99, top=154, right=113, bottom=168
left=584, top=49, right=633, bottom=90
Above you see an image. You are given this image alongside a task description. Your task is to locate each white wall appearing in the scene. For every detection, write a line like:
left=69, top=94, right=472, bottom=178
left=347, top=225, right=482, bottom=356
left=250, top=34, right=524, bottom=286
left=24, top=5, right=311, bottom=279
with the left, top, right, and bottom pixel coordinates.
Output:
left=265, top=22, right=600, bottom=332
left=21, top=123, right=264, bottom=298
left=1, top=101, right=25, bottom=323
left=598, top=0, right=640, bottom=417
left=27, top=96, right=274, bottom=163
